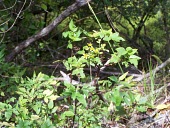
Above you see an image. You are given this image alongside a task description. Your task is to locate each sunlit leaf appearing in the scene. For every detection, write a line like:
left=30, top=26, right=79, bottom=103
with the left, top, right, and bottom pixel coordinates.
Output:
left=156, top=104, right=170, bottom=110
left=43, top=89, right=53, bottom=96
left=63, top=111, right=74, bottom=117
left=31, top=115, right=40, bottom=120
left=48, top=100, right=54, bottom=109
left=108, top=102, right=115, bottom=113
left=119, top=72, right=128, bottom=81
left=116, top=47, right=127, bottom=56
left=69, top=20, right=77, bottom=32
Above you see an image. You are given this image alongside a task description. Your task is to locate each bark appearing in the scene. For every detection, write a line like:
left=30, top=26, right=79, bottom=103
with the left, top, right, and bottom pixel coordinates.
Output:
left=5, top=0, right=91, bottom=62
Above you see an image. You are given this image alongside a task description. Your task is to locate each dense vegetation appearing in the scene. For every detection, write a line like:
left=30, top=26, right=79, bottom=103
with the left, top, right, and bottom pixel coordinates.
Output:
left=0, top=0, right=170, bottom=127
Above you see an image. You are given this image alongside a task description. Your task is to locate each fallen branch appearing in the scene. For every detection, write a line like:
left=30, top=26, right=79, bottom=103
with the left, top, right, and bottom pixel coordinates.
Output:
left=5, top=0, right=91, bottom=62
left=55, top=71, right=107, bottom=102
left=133, top=58, right=170, bottom=82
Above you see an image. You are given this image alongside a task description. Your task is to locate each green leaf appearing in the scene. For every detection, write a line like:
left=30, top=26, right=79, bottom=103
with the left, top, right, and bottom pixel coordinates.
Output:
left=31, top=115, right=40, bottom=120
left=112, top=89, right=122, bottom=106
left=110, top=54, right=120, bottom=63
left=67, top=42, right=73, bottom=49
left=77, top=93, right=87, bottom=107
left=129, top=58, right=138, bottom=67
left=51, top=106, right=58, bottom=113
left=18, top=87, right=27, bottom=93
left=41, top=119, right=54, bottom=128
left=5, top=109, right=13, bottom=121
left=103, top=36, right=111, bottom=41
left=41, top=4, right=47, bottom=11
left=129, top=55, right=141, bottom=59
left=108, top=75, right=118, bottom=83
left=72, top=68, right=85, bottom=78
left=138, top=97, right=148, bottom=105
left=136, top=106, right=147, bottom=112
left=77, top=50, right=84, bottom=55
left=69, top=20, right=77, bottom=32
left=17, top=120, right=31, bottom=128
left=43, top=89, right=53, bottom=96
left=32, top=104, right=41, bottom=114
left=48, top=94, right=59, bottom=101
left=111, top=32, right=125, bottom=42
left=44, top=97, right=48, bottom=103
left=63, top=111, right=74, bottom=117
left=116, top=47, right=127, bottom=56
left=125, top=76, right=133, bottom=83
left=0, top=102, right=7, bottom=109
left=62, top=31, right=69, bottom=38
left=119, top=72, right=128, bottom=81
left=48, top=100, right=54, bottom=109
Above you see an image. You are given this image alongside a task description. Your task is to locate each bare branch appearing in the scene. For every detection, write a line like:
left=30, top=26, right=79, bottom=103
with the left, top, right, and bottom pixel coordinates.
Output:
left=5, top=0, right=91, bottom=62
left=133, top=58, right=170, bottom=82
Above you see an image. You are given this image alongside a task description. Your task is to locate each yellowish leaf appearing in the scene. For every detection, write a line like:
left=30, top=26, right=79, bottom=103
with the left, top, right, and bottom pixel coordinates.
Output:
left=155, top=104, right=170, bottom=110
left=108, top=102, right=114, bottom=113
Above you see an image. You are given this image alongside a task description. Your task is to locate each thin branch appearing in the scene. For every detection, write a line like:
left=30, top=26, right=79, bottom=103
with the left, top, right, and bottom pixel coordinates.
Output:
left=5, top=0, right=92, bottom=62
left=0, top=0, right=27, bottom=34
left=133, top=58, right=170, bottom=82
left=0, top=0, right=17, bottom=12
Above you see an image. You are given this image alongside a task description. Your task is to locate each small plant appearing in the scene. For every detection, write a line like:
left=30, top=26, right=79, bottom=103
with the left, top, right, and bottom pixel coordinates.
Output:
left=60, top=20, right=143, bottom=126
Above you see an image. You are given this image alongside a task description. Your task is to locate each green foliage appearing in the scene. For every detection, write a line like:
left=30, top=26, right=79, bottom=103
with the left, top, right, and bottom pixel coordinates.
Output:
left=1, top=0, right=168, bottom=125
left=0, top=20, right=147, bottom=127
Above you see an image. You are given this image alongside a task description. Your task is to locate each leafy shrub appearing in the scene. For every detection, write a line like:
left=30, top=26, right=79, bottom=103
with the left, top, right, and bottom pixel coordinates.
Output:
left=0, top=21, right=151, bottom=127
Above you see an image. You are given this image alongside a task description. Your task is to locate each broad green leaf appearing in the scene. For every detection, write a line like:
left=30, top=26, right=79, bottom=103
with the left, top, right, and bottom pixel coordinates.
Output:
left=41, top=4, right=47, bottom=11
left=111, top=32, right=125, bottom=42
left=1, top=92, right=5, bottom=96
left=108, top=75, right=118, bottom=82
left=5, top=109, right=12, bottom=121
left=69, top=20, right=77, bottom=32
left=126, top=47, right=132, bottom=51
left=103, top=36, right=111, bottom=41
left=0, top=102, right=7, bottom=109
left=48, top=100, right=54, bottom=109
left=72, top=68, right=85, bottom=78
left=75, top=30, right=82, bottom=37
left=32, top=105, right=41, bottom=114
left=44, top=97, right=48, bottom=103
left=51, top=106, right=58, bottom=113
left=127, top=48, right=138, bottom=55
left=129, top=58, right=138, bottom=67
left=63, top=111, right=74, bottom=117
left=123, top=93, right=132, bottom=106
left=48, top=94, right=59, bottom=101
left=136, top=106, right=147, bottom=112
left=110, top=54, right=120, bottom=63
left=18, top=87, right=26, bottom=93
left=67, top=42, right=73, bottom=49
left=77, top=50, right=84, bottom=55
left=43, top=89, right=53, bottom=96
left=31, top=115, right=40, bottom=120
left=116, top=47, right=127, bottom=56
left=62, top=31, right=69, bottom=38
left=129, top=55, right=141, bottom=59
left=113, top=89, right=122, bottom=106
left=77, top=93, right=87, bottom=107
